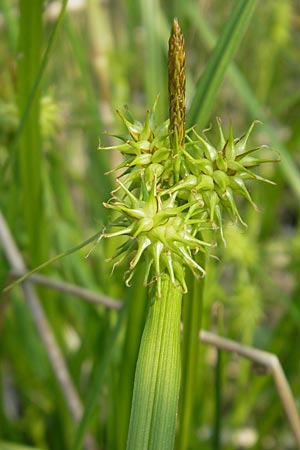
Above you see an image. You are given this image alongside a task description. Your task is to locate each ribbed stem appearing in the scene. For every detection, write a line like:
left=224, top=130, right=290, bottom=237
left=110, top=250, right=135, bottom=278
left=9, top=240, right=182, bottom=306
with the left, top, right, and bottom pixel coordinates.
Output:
left=176, top=252, right=206, bottom=450
left=126, top=274, right=182, bottom=450
left=116, top=266, right=148, bottom=450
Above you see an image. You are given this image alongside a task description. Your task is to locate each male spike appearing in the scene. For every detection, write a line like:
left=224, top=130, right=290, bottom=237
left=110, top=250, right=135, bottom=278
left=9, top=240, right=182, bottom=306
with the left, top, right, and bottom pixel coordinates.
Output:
left=168, top=18, right=186, bottom=150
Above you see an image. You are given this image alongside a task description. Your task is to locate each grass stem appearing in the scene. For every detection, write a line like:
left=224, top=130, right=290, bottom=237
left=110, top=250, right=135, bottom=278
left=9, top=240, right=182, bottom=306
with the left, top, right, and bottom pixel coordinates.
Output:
left=126, top=274, right=182, bottom=450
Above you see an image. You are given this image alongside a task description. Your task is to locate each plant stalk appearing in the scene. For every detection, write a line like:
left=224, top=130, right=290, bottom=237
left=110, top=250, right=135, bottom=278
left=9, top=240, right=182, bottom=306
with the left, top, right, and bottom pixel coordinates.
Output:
left=116, top=266, right=148, bottom=450
left=17, top=0, right=44, bottom=264
left=176, top=253, right=206, bottom=450
left=126, top=273, right=182, bottom=450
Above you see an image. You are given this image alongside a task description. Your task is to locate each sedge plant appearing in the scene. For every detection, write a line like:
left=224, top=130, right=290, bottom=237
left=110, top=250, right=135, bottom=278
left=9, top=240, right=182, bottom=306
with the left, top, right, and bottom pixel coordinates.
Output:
left=98, top=18, right=277, bottom=450
left=2, top=16, right=278, bottom=450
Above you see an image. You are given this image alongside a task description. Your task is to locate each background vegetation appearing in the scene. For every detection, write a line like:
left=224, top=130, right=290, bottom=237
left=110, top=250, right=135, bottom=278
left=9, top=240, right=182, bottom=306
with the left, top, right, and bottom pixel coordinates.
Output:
left=0, top=0, right=299, bottom=449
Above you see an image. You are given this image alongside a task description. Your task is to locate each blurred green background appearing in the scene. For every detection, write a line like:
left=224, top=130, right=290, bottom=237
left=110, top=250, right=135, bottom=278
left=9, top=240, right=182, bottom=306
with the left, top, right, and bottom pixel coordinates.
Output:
left=0, top=0, right=299, bottom=449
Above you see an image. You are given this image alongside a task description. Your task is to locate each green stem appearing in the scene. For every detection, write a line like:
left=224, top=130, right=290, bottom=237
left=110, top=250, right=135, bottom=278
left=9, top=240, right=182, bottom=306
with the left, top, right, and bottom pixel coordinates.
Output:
left=116, top=266, right=148, bottom=450
left=126, top=273, right=182, bottom=450
left=3, top=0, right=68, bottom=184
left=17, top=0, right=44, bottom=264
left=213, top=349, right=222, bottom=450
left=213, top=307, right=224, bottom=450
left=176, top=253, right=206, bottom=450
left=0, top=0, right=18, bottom=49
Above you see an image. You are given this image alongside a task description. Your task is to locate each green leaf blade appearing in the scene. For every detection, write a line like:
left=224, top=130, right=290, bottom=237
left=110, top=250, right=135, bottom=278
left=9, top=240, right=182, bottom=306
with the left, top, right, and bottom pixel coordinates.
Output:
left=187, top=0, right=258, bottom=130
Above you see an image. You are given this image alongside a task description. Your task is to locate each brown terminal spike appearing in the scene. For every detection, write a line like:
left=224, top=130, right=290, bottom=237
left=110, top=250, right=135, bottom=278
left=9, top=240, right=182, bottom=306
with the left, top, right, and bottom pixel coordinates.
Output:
left=168, top=18, right=186, bottom=149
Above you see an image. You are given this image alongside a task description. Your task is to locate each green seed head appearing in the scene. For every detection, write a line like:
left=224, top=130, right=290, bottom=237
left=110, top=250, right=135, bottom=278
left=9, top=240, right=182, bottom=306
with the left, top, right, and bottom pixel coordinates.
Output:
left=98, top=19, right=277, bottom=294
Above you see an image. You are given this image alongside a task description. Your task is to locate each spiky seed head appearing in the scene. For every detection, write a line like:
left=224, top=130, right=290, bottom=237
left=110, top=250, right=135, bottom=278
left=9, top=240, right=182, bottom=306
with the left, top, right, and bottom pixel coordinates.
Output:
left=97, top=19, right=277, bottom=294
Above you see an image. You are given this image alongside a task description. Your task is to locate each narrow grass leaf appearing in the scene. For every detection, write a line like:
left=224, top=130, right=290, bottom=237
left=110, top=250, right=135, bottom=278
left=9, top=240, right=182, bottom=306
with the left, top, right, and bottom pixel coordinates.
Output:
left=64, top=17, right=112, bottom=203
left=213, top=349, right=223, bottom=450
left=0, top=0, right=18, bottom=49
left=2, top=0, right=68, bottom=180
left=187, top=0, right=258, bottom=130
left=3, top=230, right=102, bottom=292
left=139, top=0, right=168, bottom=120
left=17, top=0, right=44, bottom=263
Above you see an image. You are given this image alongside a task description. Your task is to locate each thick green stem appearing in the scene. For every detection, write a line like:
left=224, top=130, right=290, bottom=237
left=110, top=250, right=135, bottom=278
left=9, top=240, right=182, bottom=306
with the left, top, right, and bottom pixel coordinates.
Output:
left=176, top=254, right=206, bottom=450
left=126, top=273, right=182, bottom=450
left=116, top=267, right=148, bottom=450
